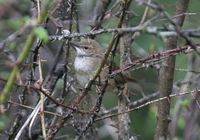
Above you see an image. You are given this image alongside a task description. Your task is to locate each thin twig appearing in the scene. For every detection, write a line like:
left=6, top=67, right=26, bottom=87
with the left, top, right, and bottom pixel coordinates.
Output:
left=95, top=88, right=200, bottom=121
left=110, top=43, right=200, bottom=77
left=8, top=100, right=62, bottom=117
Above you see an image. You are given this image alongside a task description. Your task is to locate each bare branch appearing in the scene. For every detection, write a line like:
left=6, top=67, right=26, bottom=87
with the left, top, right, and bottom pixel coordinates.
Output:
left=154, top=1, right=190, bottom=139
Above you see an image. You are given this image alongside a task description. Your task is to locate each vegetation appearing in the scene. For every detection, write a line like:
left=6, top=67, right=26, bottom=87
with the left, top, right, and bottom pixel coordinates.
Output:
left=0, top=0, right=200, bottom=140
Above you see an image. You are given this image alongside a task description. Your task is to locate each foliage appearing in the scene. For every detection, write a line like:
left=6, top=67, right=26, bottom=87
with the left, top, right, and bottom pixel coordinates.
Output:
left=0, top=0, right=200, bottom=140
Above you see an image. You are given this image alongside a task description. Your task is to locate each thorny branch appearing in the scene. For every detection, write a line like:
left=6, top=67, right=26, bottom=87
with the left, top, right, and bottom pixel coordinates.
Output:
left=95, top=88, right=200, bottom=121
left=111, top=43, right=200, bottom=77
left=49, top=26, right=200, bottom=41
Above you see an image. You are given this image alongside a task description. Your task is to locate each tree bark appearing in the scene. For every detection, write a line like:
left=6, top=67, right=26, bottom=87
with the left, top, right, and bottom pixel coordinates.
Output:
left=154, top=0, right=190, bottom=140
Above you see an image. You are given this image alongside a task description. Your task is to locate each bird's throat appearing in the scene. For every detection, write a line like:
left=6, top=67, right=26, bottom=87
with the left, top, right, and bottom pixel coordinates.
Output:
left=74, top=55, right=102, bottom=87
left=74, top=56, right=101, bottom=73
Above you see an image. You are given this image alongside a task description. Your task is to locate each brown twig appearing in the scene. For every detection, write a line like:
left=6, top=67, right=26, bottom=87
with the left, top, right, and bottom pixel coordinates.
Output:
left=154, top=0, right=190, bottom=139
left=110, top=43, right=200, bottom=77
left=95, top=88, right=200, bottom=121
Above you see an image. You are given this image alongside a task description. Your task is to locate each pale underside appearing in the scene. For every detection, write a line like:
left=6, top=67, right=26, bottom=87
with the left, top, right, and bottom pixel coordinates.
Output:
left=74, top=55, right=108, bottom=87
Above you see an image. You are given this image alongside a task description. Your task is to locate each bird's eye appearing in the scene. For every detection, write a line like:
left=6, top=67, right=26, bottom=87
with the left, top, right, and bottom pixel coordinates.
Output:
left=84, top=46, right=88, bottom=49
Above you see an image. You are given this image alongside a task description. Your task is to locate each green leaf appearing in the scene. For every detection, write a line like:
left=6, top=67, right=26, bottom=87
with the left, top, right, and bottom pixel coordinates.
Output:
left=33, top=27, right=49, bottom=43
left=180, top=99, right=190, bottom=107
left=178, top=117, right=185, bottom=129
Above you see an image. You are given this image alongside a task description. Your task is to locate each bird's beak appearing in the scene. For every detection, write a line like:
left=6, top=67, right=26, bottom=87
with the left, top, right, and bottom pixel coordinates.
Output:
left=70, top=42, right=85, bottom=55
left=70, top=42, right=80, bottom=49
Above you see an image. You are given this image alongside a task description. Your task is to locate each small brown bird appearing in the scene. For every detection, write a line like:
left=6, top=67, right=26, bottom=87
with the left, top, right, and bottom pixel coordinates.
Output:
left=71, top=39, right=143, bottom=95
left=72, top=39, right=108, bottom=87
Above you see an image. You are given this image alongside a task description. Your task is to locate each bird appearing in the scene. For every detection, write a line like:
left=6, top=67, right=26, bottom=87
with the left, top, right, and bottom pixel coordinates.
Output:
left=72, top=39, right=108, bottom=87
left=71, top=38, right=144, bottom=96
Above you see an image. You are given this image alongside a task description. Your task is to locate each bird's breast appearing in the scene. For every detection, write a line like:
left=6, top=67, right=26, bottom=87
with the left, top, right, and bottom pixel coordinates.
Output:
left=74, top=56, right=102, bottom=86
left=74, top=57, right=100, bottom=73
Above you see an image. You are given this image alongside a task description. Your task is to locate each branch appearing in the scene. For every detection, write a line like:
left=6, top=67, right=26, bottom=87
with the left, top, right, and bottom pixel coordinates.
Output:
left=95, top=88, right=200, bottom=121
left=98, top=92, right=159, bottom=119
left=0, top=0, right=51, bottom=105
left=154, top=0, right=190, bottom=139
left=111, top=43, right=200, bottom=77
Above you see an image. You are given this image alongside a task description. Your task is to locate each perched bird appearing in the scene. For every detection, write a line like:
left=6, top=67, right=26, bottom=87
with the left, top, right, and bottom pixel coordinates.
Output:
left=72, top=39, right=108, bottom=87
left=71, top=39, right=143, bottom=95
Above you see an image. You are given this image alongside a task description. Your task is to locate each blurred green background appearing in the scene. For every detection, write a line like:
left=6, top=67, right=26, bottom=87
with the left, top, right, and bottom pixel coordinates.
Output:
left=0, top=0, right=200, bottom=139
